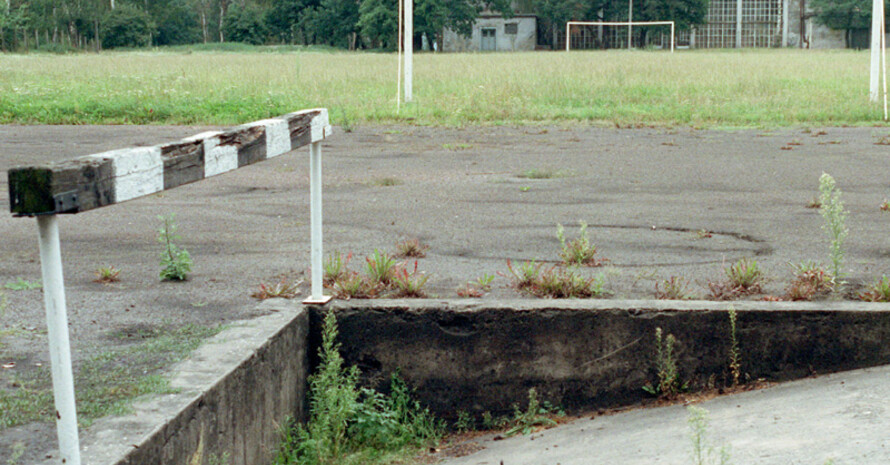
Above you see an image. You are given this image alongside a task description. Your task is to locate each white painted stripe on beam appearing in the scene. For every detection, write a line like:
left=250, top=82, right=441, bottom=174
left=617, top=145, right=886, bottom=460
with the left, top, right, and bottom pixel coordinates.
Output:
left=95, top=147, right=164, bottom=202
left=311, top=108, right=331, bottom=142
left=246, top=119, right=291, bottom=158
left=202, top=135, right=239, bottom=178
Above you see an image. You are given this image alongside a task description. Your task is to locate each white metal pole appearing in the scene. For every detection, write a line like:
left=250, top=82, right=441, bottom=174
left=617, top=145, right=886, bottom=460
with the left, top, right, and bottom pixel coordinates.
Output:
left=782, top=0, right=789, bottom=47
left=736, top=0, right=743, bottom=48
left=405, top=0, right=413, bottom=102
left=566, top=22, right=570, bottom=51
left=308, top=141, right=327, bottom=302
left=882, top=10, right=888, bottom=120
left=397, top=0, right=402, bottom=112
left=871, top=0, right=883, bottom=102
left=36, top=215, right=81, bottom=465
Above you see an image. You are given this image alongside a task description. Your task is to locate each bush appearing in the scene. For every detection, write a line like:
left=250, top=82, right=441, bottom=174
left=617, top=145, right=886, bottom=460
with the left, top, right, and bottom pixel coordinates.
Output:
left=101, top=5, right=156, bottom=49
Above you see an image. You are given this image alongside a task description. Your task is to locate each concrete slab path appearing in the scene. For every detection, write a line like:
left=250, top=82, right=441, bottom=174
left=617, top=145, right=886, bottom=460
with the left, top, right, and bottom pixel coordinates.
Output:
left=437, top=365, right=890, bottom=465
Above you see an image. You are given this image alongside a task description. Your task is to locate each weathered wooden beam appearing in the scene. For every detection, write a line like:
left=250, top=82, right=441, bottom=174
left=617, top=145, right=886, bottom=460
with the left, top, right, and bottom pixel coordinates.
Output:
left=8, top=108, right=332, bottom=216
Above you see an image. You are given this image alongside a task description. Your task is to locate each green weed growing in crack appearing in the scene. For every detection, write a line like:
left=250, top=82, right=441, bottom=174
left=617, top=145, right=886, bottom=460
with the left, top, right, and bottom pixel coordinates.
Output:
left=454, top=410, right=475, bottom=433
left=859, top=275, right=890, bottom=302
left=93, top=265, right=121, bottom=284
left=725, top=258, right=765, bottom=293
left=503, top=388, right=562, bottom=437
left=324, top=252, right=352, bottom=286
left=157, top=214, right=192, bottom=281
left=643, top=327, right=685, bottom=398
left=275, top=312, right=442, bottom=465
left=3, top=278, right=41, bottom=291
left=655, top=276, right=696, bottom=300
left=819, top=173, right=848, bottom=291
left=557, top=221, right=605, bottom=266
left=785, top=261, right=833, bottom=301
left=365, top=249, right=398, bottom=287
left=688, top=406, right=732, bottom=465
left=727, top=308, right=740, bottom=387
left=6, top=441, right=25, bottom=465
left=390, top=261, right=430, bottom=298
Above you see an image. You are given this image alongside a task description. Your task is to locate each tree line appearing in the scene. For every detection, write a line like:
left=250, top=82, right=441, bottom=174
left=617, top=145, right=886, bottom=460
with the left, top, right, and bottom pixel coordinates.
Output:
left=0, top=0, right=717, bottom=52
left=0, top=0, right=881, bottom=53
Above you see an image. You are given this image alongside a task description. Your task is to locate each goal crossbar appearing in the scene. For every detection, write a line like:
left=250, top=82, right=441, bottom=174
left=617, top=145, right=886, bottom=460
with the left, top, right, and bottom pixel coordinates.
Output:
left=565, top=21, right=675, bottom=52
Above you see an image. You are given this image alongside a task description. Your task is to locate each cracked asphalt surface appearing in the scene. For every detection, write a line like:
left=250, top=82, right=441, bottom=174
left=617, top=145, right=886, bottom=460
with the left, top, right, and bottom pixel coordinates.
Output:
left=2, top=123, right=890, bottom=462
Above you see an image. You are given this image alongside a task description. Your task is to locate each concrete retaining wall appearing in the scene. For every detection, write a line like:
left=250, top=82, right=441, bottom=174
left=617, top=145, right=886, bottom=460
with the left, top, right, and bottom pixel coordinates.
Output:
left=61, top=301, right=309, bottom=465
left=314, top=299, right=890, bottom=421
left=64, top=298, right=890, bottom=464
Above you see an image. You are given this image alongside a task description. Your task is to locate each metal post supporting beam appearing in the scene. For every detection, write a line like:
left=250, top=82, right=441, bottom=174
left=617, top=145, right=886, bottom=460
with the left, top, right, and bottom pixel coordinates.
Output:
left=304, top=141, right=331, bottom=305
left=36, top=215, right=81, bottom=465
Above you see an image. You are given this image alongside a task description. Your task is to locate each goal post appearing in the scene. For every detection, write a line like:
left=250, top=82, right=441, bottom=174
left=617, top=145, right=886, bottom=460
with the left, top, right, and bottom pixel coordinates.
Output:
left=565, top=21, right=675, bottom=52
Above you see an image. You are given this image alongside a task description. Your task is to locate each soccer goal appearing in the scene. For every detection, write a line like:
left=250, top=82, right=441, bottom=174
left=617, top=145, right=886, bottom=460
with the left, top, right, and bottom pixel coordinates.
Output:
left=565, top=21, right=675, bottom=52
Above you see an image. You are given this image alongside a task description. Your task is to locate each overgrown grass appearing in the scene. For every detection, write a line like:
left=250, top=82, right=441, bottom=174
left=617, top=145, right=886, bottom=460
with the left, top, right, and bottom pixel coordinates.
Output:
left=0, top=324, right=222, bottom=429
left=0, top=49, right=884, bottom=126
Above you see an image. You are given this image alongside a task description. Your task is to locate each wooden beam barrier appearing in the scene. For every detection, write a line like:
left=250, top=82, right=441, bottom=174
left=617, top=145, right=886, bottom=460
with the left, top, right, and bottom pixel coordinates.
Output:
left=7, top=108, right=332, bottom=216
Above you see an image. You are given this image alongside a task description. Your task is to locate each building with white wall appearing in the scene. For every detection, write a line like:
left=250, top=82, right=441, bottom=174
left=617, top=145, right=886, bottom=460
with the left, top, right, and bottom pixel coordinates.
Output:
left=443, top=15, right=537, bottom=52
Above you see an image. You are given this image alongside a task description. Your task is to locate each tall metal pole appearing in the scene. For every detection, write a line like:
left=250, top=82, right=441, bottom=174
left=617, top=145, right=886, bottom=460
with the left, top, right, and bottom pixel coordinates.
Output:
left=628, top=0, right=633, bottom=49
left=37, top=215, right=81, bottom=465
left=782, top=0, right=789, bottom=47
left=405, top=0, right=413, bottom=102
left=871, top=0, right=884, bottom=102
left=736, top=0, right=743, bottom=48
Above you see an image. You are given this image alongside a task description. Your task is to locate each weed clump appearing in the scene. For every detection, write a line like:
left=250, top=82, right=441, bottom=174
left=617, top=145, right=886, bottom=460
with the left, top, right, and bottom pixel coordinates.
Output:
left=324, top=252, right=352, bottom=286
left=274, top=312, right=442, bottom=465
left=505, top=260, right=605, bottom=299
left=727, top=309, right=741, bottom=387
left=94, top=266, right=121, bottom=284
left=707, top=258, right=765, bottom=300
left=393, top=238, right=429, bottom=258
left=158, top=214, right=192, bottom=281
left=688, top=406, right=731, bottom=465
left=643, top=327, right=685, bottom=398
left=252, top=278, right=303, bottom=300
left=557, top=222, right=606, bottom=267
left=456, top=274, right=494, bottom=298
left=655, top=276, right=696, bottom=300
left=859, top=276, right=890, bottom=302
left=324, top=250, right=431, bottom=299
left=819, top=173, right=848, bottom=291
left=390, top=261, right=430, bottom=298
left=366, top=249, right=398, bottom=287
left=332, top=273, right=379, bottom=300
left=784, top=261, right=833, bottom=301
left=503, top=388, right=562, bottom=437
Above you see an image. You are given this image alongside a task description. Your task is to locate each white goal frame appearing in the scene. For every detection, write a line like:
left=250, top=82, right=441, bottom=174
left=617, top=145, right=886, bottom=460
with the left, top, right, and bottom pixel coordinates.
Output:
left=565, top=21, right=675, bottom=52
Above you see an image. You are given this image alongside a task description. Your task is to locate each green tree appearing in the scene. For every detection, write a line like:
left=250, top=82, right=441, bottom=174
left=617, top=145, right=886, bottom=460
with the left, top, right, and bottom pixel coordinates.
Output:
left=153, top=0, right=202, bottom=45
left=414, top=0, right=482, bottom=48
left=267, top=0, right=318, bottom=43
left=357, top=0, right=397, bottom=49
left=811, top=0, right=889, bottom=48
left=313, top=0, right=359, bottom=48
left=101, top=3, right=154, bottom=48
left=223, top=2, right=268, bottom=44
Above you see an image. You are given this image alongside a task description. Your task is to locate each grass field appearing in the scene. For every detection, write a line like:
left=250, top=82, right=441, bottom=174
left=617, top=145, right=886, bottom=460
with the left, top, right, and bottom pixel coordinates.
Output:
left=0, top=47, right=885, bottom=127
